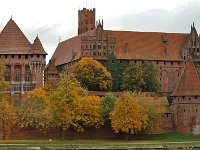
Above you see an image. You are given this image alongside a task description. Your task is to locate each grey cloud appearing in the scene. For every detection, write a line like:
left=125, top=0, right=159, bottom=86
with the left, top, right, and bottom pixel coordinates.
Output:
left=106, top=0, right=200, bottom=33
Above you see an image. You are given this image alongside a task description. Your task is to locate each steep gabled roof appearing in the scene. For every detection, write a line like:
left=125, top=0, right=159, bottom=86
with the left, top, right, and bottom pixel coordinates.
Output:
left=0, top=19, right=31, bottom=54
left=172, top=60, right=200, bottom=96
left=29, top=36, right=47, bottom=55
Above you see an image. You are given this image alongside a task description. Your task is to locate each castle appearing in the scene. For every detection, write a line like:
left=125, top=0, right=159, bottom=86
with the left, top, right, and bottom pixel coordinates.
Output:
left=0, top=18, right=47, bottom=106
left=1, top=7, right=200, bottom=135
left=45, top=7, right=200, bottom=134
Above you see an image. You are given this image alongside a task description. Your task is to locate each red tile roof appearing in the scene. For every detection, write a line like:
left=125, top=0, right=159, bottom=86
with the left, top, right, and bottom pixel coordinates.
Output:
left=0, top=19, right=31, bottom=54
left=172, top=60, right=200, bottom=96
left=52, top=29, right=95, bottom=66
left=0, top=19, right=46, bottom=55
left=52, top=29, right=188, bottom=66
left=29, top=36, right=47, bottom=55
left=112, top=30, right=188, bottom=61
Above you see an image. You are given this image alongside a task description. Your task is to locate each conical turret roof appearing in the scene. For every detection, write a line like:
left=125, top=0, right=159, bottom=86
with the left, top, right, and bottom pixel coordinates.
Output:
left=0, top=19, right=31, bottom=54
left=29, top=36, right=47, bottom=55
left=172, top=60, right=200, bottom=96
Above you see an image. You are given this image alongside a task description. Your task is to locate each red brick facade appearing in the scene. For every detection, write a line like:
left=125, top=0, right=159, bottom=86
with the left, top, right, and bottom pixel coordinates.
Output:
left=0, top=19, right=47, bottom=105
left=45, top=8, right=200, bottom=135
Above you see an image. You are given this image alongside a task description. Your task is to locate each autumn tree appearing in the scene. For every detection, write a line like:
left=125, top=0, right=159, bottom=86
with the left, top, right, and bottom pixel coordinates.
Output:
left=137, top=95, right=163, bottom=130
left=0, top=100, right=16, bottom=140
left=101, top=93, right=116, bottom=121
left=17, top=88, right=52, bottom=132
left=73, top=57, right=112, bottom=91
left=48, top=73, right=87, bottom=132
left=0, top=60, right=16, bottom=140
left=101, top=54, right=128, bottom=91
left=110, top=92, right=148, bottom=139
left=0, top=60, right=10, bottom=97
left=141, top=61, right=159, bottom=92
left=71, top=96, right=104, bottom=133
left=122, top=63, right=145, bottom=92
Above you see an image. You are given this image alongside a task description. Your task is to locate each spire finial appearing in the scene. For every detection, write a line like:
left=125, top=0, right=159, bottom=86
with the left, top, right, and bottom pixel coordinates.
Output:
left=193, top=22, right=195, bottom=27
left=11, top=15, right=12, bottom=20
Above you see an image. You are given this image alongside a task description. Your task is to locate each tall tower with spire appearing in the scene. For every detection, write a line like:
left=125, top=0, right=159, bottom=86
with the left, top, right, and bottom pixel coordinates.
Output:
left=78, top=7, right=95, bottom=35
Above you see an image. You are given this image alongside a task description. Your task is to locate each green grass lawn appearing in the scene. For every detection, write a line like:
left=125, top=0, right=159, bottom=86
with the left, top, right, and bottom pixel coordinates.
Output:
left=0, top=133, right=200, bottom=149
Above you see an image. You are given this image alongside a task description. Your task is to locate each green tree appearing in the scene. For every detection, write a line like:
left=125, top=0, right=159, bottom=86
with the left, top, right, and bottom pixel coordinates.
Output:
left=142, top=61, right=159, bottom=92
left=101, top=93, right=116, bottom=121
left=101, top=54, right=128, bottom=91
left=17, top=88, right=52, bottom=132
left=110, top=92, right=148, bottom=139
left=71, top=96, right=104, bottom=133
left=73, top=57, right=112, bottom=91
left=122, top=63, right=145, bottom=92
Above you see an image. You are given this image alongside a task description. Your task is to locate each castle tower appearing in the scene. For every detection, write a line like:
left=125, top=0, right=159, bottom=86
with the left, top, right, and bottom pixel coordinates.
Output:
left=171, top=60, right=200, bottom=134
left=78, top=7, right=95, bottom=35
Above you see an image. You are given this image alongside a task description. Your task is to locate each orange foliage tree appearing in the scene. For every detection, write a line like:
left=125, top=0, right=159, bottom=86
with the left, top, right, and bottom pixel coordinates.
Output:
left=73, top=57, right=112, bottom=91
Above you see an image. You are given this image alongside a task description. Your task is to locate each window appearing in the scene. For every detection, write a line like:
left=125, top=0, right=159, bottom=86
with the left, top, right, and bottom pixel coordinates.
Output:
left=25, top=72, right=31, bottom=81
left=13, top=83, right=21, bottom=91
left=5, top=72, right=10, bottom=81
left=15, top=73, right=21, bottom=81
left=37, top=54, right=40, bottom=58
left=93, top=45, right=96, bottom=49
left=98, top=45, right=101, bottom=49
left=23, top=83, right=32, bottom=91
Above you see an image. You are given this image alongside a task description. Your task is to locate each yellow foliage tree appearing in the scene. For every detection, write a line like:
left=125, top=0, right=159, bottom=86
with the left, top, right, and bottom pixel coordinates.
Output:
left=0, top=100, right=17, bottom=140
left=17, top=88, right=52, bottom=131
left=73, top=57, right=112, bottom=91
left=0, top=60, right=15, bottom=140
left=110, top=92, right=148, bottom=136
left=0, top=60, right=10, bottom=97
left=71, top=96, right=104, bottom=132
left=48, top=73, right=87, bottom=132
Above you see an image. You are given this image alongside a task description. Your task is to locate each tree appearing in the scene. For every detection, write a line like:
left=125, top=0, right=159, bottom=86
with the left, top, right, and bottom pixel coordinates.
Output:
left=0, top=100, right=16, bottom=140
left=0, top=60, right=10, bottom=97
left=48, top=73, right=87, bottom=133
left=110, top=92, right=148, bottom=139
left=141, top=61, right=159, bottom=92
left=17, top=88, right=52, bottom=131
left=49, top=73, right=87, bottom=104
left=137, top=95, right=163, bottom=131
left=101, top=93, right=116, bottom=121
left=71, top=96, right=104, bottom=133
left=122, top=63, right=145, bottom=92
left=73, top=57, right=112, bottom=91
left=0, top=60, right=15, bottom=140
left=101, top=54, right=128, bottom=91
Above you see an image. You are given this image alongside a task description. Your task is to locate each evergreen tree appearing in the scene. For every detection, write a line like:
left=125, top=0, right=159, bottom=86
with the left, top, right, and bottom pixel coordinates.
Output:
left=141, top=61, right=159, bottom=92
left=122, top=63, right=145, bottom=92
left=101, top=54, right=128, bottom=91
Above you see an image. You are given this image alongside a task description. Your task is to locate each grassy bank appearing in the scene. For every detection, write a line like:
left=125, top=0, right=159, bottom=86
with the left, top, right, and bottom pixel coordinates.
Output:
left=0, top=133, right=200, bottom=149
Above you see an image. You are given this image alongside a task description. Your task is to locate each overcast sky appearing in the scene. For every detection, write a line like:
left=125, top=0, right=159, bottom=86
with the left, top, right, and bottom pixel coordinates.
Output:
left=0, top=0, right=200, bottom=61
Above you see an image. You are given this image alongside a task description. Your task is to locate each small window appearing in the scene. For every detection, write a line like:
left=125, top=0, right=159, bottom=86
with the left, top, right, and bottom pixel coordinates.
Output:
left=184, top=109, right=186, bottom=112
left=12, top=55, right=14, bottom=58
left=164, top=61, right=166, bottom=65
left=37, top=54, right=40, bottom=58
